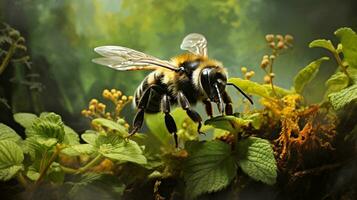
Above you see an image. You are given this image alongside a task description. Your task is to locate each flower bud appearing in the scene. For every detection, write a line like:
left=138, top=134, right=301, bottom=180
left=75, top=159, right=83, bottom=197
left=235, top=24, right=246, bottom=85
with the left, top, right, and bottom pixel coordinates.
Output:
left=241, top=67, right=247, bottom=74
left=97, top=103, right=106, bottom=111
left=121, top=95, right=127, bottom=101
left=9, top=30, right=20, bottom=37
left=269, top=42, right=275, bottom=49
left=277, top=41, right=285, bottom=49
left=90, top=99, right=98, bottom=105
left=269, top=55, right=276, bottom=60
left=245, top=71, right=254, bottom=79
left=264, top=75, right=271, bottom=83
left=102, top=89, right=110, bottom=98
left=265, top=34, right=274, bottom=42
left=81, top=109, right=87, bottom=116
left=89, top=105, right=95, bottom=111
left=276, top=34, right=284, bottom=41
left=113, top=93, right=119, bottom=99
left=284, top=34, right=294, bottom=43
left=116, top=91, right=122, bottom=96
left=269, top=73, right=275, bottom=78
left=260, top=59, right=269, bottom=68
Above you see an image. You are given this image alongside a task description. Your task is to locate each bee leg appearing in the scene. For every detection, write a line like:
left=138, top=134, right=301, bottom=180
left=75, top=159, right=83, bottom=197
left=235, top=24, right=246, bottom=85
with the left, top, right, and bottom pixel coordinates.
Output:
left=128, top=85, right=153, bottom=137
left=203, top=99, right=213, bottom=118
left=222, top=91, right=233, bottom=115
left=161, top=94, right=178, bottom=147
left=177, top=91, right=204, bottom=135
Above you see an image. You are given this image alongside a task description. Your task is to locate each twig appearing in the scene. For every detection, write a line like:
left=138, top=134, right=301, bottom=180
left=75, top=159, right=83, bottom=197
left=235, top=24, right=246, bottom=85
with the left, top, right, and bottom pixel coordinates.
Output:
left=291, top=162, right=343, bottom=180
left=332, top=51, right=351, bottom=82
left=0, top=42, right=16, bottom=75
left=16, top=172, right=29, bottom=188
left=59, top=154, right=103, bottom=174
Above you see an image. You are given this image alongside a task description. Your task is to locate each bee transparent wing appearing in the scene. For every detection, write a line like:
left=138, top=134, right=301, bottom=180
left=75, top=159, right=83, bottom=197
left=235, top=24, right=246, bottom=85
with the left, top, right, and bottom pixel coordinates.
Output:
left=93, top=46, right=178, bottom=71
left=180, top=33, right=207, bottom=56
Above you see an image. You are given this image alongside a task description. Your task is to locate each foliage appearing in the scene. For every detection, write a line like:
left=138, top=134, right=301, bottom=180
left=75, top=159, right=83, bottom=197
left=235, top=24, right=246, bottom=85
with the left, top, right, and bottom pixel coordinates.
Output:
left=237, top=137, right=277, bottom=185
left=293, top=57, right=329, bottom=94
left=1, top=27, right=357, bottom=200
left=184, top=141, right=237, bottom=199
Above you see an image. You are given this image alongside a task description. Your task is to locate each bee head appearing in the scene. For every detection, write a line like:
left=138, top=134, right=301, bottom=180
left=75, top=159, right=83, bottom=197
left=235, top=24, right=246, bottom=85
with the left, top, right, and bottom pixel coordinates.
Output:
left=200, top=67, right=227, bottom=112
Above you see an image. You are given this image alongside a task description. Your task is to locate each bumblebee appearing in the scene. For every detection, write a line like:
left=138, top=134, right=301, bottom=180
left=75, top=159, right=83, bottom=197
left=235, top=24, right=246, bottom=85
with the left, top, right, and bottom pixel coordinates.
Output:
left=93, top=33, right=252, bottom=146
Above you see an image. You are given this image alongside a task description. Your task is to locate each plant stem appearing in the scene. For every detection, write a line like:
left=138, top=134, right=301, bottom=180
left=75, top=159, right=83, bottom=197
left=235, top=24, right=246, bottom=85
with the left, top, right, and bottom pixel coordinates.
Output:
left=77, top=154, right=103, bottom=173
left=35, top=144, right=62, bottom=186
left=16, top=172, right=29, bottom=188
left=59, top=165, right=78, bottom=174
left=269, top=53, right=278, bottom=97
left=60, top=154, right=103, bottom=174
left=0, top=42, right=16, bottom=75
left=332, top=51, right=351, bottom=82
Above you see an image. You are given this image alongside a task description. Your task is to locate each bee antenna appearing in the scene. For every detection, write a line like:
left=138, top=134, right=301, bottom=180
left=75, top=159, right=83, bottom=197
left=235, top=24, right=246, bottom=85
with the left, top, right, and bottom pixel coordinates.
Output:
left=226, top=83, right=253, bottom=105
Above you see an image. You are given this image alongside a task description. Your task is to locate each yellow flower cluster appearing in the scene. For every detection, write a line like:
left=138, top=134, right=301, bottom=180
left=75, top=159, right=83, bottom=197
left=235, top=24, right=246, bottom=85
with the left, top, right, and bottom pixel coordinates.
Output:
left=265, top=34, right=293, bottom=50
left=240, top=66, right=255, bottom=80
left=81, top=89, right=133, bottom=123
left=260, top=34, right=294, bottom=86
left=102, top=88, right=133, bottom=117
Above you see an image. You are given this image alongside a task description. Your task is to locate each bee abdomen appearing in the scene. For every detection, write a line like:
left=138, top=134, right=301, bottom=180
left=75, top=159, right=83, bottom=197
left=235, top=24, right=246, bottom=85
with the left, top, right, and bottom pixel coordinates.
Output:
left=133, top=72, right=163, bottom=113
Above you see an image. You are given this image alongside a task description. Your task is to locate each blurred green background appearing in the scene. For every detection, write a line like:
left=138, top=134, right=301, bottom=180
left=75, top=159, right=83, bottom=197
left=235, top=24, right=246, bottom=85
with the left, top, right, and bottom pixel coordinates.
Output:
left=0, top=0, right=356, bottom=131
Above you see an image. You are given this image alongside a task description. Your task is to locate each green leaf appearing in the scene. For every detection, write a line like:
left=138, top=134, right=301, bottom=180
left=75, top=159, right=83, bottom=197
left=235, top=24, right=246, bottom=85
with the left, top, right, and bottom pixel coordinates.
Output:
left=47, top=162, right=64, bottom=184
left=145, top=108, right=186, bottom=146
left=228, top=78, right=291, bottom=98
left=324, top=72, right=349, bottom=97
left=262, top=84, right=292, bottom=97
left=184, top=141, right=236, bottom=199
left=309, top=39, right=336, bottom=52
left=62, top=144, right=95, bottom=156
left=26, top=169, right=40, bottom=181
left=228, top=78, right=270, bottom=98
left=63, top=125, right=80, bottom=145
left=81, top=130, right=98, bottom=145
left=13, top=113, right=38, bottom=129
left=0, top=123, right=21, bottom=143
left=92, top=118, right=128, bottom=137
left=205, top=115, right=251, bottom=133
left=0, top=140, right=24, bottom=180
left=99, top=140, right=147, bottom=165
left=294, top=57, right=329, bottom=93
left=237, top=137, right=277, bottom=185
left=0, top=165, right=23, bottom=181
left=26, top=112, right=65, bottom=144
left=24, top=137, right=51, bottom=160
left=335, top=27, right=357, bottom=68
left=328, top=84, right=357, bottom=110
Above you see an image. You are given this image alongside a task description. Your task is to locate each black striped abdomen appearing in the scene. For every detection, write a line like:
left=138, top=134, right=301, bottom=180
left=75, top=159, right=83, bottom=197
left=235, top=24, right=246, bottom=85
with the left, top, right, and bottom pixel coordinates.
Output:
left=133, top=72, right=164, bottom=113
